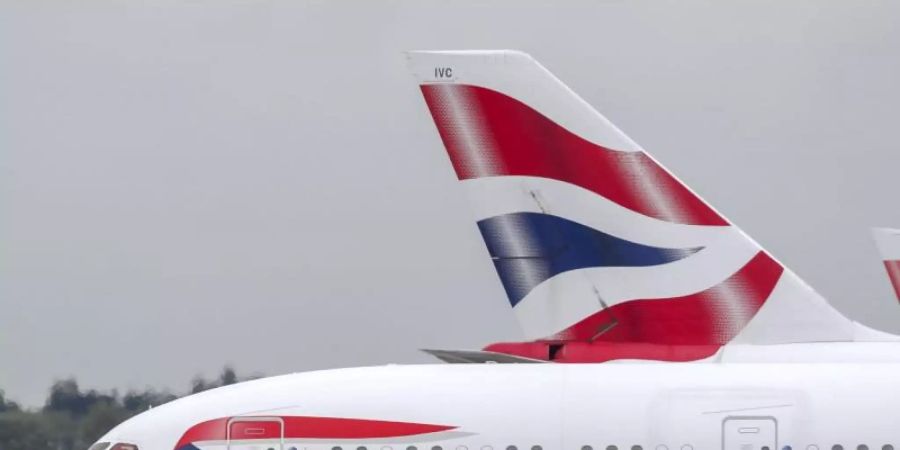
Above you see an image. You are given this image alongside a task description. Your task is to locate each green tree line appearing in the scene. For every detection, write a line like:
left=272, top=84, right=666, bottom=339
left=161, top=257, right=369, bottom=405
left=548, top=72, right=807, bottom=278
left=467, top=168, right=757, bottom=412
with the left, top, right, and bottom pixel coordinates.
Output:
left=0, top=366, right=258, bottom=450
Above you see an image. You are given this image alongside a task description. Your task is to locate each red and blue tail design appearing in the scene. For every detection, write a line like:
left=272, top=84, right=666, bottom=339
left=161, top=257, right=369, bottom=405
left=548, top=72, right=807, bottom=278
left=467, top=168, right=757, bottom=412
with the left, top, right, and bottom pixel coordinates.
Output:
left=478, top=212, right=701, bottom=306
left=409, top=50, right=855, bottom=359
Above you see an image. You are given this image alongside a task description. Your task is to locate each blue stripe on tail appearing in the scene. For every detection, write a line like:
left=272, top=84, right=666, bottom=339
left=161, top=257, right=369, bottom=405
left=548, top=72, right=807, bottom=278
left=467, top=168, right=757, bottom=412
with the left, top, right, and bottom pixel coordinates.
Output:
left=476, top=212, right=702, bottom=306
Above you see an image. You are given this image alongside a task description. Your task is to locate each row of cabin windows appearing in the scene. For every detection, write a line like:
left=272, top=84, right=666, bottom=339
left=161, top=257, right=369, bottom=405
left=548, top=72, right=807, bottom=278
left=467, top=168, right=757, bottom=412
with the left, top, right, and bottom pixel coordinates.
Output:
left=582, top=446, right=649, bottom=450
left=829, top=446, right=894, bottom=450
left=320, top=446, right=544, bottom=450
left=579, top=446, right=898, bottom=450
left=282, top=446, right=898, bottom=450
left=578, top=446, right=899, bottom=450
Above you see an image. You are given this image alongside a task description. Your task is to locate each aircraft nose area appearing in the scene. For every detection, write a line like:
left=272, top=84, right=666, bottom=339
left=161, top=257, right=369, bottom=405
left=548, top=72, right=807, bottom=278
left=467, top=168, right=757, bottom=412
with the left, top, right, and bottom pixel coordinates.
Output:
left=89, top=373, right=306, bottom=450
left=92, top=411, right=155, bottom=450
left=92, top=401, right=192, bottom=450
left=89, top=368, right=425, bottom=450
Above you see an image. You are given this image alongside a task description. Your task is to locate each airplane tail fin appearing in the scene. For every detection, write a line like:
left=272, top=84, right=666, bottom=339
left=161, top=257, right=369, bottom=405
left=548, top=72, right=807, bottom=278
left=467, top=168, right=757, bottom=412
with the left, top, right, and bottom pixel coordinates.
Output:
left=407, top=50, right=856, bottom=347
left=872, top=227, right=900, bottom=302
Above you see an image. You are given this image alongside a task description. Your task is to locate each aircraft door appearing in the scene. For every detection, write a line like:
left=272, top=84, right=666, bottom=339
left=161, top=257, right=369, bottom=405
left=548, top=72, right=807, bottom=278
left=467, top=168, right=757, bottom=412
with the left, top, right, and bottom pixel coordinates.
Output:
left=227, top=417, right=284, bottom=450
left=722, top=417, right=777, bottom=450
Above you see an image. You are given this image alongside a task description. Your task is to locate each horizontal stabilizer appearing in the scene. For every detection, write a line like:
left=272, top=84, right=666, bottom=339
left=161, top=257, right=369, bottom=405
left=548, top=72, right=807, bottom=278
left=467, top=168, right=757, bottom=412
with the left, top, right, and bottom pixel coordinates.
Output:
left=421, top=349, right=546, bottom=364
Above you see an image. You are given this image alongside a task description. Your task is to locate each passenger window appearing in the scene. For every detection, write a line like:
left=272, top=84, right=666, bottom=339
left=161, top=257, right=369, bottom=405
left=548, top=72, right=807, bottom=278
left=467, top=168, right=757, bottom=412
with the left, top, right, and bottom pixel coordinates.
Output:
left=582, top=446, right=593, bottom=450
left=607, top=446, right=618, bottom=450
left=506, top=446, right=517, bottom=450
left=859, top=446, right=869, bottom=450
left=532, top=446, right=542, bottom=450
left=358, top=446, right=367, bottom=450
left=632, top=446, right=643, bottom=450
left=833, top=446, right=844, bottom=450
left=433, top=446, right=443, bottom=450
left=883, top=446, right=894, bottom=450
left=407, top=447, right=417, bottom=450
left=89, top=444, right=111, bottom=450
left=333, top=447, right=342, bottom=450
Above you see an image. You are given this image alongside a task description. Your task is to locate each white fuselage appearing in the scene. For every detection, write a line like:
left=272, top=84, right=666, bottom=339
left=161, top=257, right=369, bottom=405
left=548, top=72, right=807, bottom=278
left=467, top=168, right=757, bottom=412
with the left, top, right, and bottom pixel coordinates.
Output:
left=100, top=360, right=900, bottom=450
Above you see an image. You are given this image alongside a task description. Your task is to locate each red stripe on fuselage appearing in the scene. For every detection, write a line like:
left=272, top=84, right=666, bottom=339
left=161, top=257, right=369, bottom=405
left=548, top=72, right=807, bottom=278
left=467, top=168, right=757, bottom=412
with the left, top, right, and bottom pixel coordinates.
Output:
left=282, top=417, right=455, bottom=440
left=176, top=416, right=457, bottom=448
left=420, top=84, right=728, bottom=226
left=176, top=418, right=227, bottom=449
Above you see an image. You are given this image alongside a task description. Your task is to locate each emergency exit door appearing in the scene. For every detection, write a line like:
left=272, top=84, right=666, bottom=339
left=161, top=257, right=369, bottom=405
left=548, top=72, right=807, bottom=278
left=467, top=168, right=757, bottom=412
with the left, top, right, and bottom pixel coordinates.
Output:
left=227, top=417, right=283, bottom=450
left=722, top=417, right=777, bottom=450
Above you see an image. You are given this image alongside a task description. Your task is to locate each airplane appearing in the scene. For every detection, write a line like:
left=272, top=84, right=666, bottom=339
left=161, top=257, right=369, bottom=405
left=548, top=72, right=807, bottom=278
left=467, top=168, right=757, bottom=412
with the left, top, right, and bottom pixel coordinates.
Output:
left=92, top=51, right=900, bottom=450
left=871, top=227, right=900, bottom=302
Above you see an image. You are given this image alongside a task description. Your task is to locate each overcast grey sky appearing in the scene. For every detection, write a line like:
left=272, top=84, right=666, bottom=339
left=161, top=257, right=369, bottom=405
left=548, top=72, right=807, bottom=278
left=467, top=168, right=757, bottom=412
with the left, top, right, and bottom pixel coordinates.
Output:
left=3, top=1, right=900, bottom=407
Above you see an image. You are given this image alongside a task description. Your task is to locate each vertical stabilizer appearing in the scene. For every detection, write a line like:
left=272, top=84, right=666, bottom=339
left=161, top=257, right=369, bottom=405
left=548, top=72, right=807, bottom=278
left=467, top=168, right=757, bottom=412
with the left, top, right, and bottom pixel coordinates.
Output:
left=408, top=50, right=855, bottom=347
